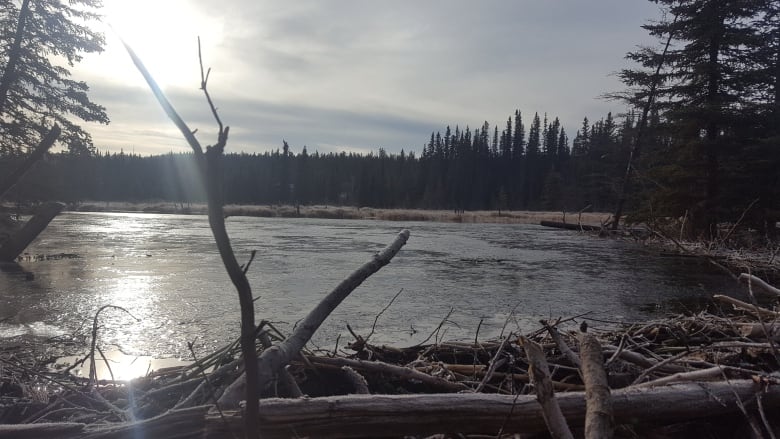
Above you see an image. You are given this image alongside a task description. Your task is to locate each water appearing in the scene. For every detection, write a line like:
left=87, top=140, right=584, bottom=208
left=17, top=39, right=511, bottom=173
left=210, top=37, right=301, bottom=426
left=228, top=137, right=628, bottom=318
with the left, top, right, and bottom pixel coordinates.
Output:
left=0, top=212, right=737, bottom=358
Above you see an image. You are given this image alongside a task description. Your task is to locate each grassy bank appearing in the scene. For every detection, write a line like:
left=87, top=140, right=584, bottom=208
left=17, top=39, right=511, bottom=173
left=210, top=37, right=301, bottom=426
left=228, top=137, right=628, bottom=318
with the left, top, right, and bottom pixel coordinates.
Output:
left=63, top=201, right=612, bottom=225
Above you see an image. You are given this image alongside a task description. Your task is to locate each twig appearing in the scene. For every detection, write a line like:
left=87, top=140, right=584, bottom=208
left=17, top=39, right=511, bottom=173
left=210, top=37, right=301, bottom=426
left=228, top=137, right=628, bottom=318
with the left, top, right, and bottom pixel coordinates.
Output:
left=605, top=334, right=627, bottom=367
left=198, top=37, right=223, bottom=134
left=743, top=273, right=780, bottom=364
left=365, top=288, right=404, bottom=344
left=631, top=348, right=700, bottom=386
left=474, top=334, right=511, bottom=393
left=496, top=390, right=523, bottom=438
left=415, top=307, right=454, bottom=346
left=242, top=249, right=257, bottom=275
left=87, top=305, right=138, bottom=390
left=768, top=244, right=780, bottom=265
left=720, top=368, right=765, bottom=439
left=720, top=198, right=759, bottom=246
left=187, top=340, right=236, bottom=439
left=95, top=346, right=115, bottom=383
left=757, top=393, right=778, bottom=439
left=474, top=318, right=484, bottom=346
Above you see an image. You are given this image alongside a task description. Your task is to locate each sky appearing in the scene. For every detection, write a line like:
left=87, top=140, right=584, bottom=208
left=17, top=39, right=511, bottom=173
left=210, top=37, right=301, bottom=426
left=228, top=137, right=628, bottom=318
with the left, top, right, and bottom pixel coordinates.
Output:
left=72, top=0, right=664, bottom=157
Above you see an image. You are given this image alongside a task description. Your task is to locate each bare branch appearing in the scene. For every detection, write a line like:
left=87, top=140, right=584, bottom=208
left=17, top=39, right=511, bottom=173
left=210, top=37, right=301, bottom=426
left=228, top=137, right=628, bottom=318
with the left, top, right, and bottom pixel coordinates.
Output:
left=198, top=36, right=223, bottom=134
left=218, top=229, right=410, bottom=408
left=118, top=35, right=203, bottom=157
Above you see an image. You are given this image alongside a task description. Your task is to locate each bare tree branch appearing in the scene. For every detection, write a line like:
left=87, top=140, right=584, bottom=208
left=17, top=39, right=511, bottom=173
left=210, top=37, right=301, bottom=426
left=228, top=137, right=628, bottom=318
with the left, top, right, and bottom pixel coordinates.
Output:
left=218, top=229, right=410, bottom=408
left=122, top=37, right=260, bottom=438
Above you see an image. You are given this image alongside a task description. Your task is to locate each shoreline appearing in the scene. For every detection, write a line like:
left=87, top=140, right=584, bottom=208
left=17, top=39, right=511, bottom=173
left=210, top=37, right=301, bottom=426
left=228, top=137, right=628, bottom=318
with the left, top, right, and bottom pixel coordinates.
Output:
left=59, top=201, right=613, bottom=226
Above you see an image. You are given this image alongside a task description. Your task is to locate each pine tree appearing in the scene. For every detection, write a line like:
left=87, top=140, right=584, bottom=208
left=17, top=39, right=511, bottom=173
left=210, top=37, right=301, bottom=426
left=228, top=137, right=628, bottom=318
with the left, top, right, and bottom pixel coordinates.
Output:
left=0, top=0, right=108, bottom=155
left=620, top=0, right=762, bottom=235
left=512, top=110, right=525, bottom=158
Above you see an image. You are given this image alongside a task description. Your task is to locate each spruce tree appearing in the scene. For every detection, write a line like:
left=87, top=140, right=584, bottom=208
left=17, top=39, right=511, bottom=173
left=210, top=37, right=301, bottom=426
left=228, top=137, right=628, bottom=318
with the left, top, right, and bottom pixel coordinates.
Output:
left=620, top=0, right=762, bottom=235
left=0, top=0, right=108, bottom=155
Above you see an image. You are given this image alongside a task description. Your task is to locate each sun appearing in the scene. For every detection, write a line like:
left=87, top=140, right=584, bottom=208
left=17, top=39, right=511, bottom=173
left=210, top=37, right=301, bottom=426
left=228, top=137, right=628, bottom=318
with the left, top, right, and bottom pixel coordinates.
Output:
left=84, top=0, right=224, bottom=90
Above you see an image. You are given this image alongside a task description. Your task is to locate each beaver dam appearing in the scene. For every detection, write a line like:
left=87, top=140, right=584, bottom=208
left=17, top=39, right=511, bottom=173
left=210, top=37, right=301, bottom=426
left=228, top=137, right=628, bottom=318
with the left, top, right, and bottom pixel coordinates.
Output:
left=1, top=228, right=780, bottom=438
left=1, top=299, right=779, bottom=438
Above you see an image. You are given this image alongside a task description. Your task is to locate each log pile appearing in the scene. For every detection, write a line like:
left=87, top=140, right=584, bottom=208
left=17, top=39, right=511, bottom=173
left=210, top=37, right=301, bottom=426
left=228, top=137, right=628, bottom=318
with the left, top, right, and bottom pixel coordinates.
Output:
left=2, top=292, right=780, bottom=438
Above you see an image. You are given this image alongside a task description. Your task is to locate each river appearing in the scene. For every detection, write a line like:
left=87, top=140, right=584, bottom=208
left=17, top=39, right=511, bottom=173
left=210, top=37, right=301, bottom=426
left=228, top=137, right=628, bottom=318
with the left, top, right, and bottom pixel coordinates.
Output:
left=0, top=211, right=738, bottom=358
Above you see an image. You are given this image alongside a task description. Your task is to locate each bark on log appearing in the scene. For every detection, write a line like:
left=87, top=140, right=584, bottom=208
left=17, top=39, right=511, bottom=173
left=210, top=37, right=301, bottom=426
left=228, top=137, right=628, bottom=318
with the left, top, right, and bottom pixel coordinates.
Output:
left=203, top=380, right=780, bottom=438
left=578, top=333, right=613, bottom=439
left=0, top=202, right=64, bottom=261
left=521, top=336, right=574, bottom=439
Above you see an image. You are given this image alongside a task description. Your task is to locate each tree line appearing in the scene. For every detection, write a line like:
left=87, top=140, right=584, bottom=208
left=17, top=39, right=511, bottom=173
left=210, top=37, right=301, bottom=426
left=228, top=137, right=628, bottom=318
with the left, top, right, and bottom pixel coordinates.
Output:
left=5, top=109, right=644, bottom=214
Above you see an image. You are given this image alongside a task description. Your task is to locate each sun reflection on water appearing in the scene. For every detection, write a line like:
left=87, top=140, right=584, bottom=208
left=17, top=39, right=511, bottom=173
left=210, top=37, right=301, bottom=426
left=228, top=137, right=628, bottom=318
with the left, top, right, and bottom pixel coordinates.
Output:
left=58, top=351, right=189, bottom=381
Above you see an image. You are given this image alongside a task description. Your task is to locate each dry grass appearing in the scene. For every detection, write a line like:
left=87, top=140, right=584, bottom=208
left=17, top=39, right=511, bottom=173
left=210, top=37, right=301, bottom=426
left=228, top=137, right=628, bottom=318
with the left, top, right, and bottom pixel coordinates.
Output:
left=64, top=201, right=611, bottom=225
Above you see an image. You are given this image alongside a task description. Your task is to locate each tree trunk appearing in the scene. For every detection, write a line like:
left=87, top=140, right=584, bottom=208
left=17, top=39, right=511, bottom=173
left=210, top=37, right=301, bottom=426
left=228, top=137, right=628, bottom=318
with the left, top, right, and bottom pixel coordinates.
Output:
left=4, top=380, right=777, bottom=439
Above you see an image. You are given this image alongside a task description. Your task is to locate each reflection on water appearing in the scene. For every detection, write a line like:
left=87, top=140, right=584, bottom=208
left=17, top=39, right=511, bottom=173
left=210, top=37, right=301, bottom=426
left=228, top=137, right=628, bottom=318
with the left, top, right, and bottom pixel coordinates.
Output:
left=0, top=212, right=741, bottom=358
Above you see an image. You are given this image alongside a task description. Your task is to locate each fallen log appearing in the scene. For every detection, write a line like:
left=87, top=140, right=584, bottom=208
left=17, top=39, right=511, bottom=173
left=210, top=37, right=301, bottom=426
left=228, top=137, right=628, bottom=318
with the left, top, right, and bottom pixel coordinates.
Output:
left=202, top=379, right=780, bottom=438
left=0, top=202, right=64, bottom=262
left=3, top=378, right=777, bottom=439
left=540, top=220, right=601, bottom=232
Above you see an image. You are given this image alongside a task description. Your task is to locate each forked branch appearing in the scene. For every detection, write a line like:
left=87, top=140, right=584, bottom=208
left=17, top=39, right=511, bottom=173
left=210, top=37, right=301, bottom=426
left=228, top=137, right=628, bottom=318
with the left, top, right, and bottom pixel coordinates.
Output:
left=122, top=37, right=259, bottom=437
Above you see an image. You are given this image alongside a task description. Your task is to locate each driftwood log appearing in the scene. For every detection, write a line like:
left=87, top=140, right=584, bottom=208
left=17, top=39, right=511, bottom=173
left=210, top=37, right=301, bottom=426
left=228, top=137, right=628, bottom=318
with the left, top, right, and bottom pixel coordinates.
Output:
left=5, top=380, right=775, bottom=439
left=217, top=379, right=777, bottom=438
left=540, top=220, right=601, bottom=232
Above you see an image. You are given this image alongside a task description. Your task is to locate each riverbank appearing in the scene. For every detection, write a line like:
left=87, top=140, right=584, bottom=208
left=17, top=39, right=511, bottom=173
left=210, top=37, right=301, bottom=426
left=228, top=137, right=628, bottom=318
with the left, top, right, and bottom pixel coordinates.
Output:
left=61, top=201, right=611, bottom=225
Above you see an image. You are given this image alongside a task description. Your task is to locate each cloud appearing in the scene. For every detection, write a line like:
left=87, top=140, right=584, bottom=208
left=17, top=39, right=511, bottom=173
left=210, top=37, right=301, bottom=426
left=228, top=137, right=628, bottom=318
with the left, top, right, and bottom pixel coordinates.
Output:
left=84, top=80, right=438, bottom=155
left=78, top=0, right=662, bottom=155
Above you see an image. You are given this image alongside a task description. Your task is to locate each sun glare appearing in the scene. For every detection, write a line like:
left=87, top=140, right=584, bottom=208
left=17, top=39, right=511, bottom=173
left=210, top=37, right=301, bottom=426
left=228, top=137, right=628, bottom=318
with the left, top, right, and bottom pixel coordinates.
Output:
left=91, top=0, right=224, bottom=89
